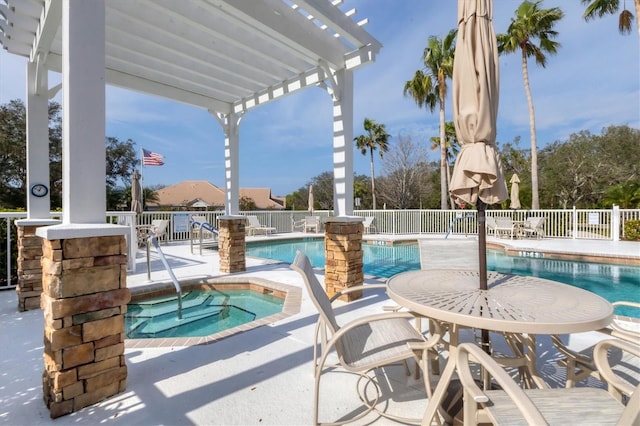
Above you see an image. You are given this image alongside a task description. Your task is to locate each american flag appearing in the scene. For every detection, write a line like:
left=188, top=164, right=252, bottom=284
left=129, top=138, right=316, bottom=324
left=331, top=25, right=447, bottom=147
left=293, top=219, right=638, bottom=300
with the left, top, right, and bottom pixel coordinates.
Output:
left=142, top=148, right=164, bottom=166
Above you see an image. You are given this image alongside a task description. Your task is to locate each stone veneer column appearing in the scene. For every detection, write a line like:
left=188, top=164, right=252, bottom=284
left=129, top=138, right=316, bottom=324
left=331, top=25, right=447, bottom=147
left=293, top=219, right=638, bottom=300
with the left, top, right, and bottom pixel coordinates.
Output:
left=218, top=216, right=246, bottom=273
left=40, top=235, right=130, bottom=418
left=324, top=217, right=364, bottom=302
left=16, top=225, right=45, bottom=311
left=15, top=220, right=60, bottom=311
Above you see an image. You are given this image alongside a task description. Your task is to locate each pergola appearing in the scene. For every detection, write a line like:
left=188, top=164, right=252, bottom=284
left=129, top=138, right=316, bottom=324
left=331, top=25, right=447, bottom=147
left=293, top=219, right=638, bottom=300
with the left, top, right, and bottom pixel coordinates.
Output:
left=0, top=0, right=381, bottom=225
left=1, top=1, right=382, bottom=415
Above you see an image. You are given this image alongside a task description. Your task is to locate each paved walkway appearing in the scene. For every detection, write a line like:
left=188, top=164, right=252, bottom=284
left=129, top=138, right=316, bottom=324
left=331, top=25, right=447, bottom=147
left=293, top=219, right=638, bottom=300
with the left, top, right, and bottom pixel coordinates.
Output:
left=1, top=235, right=638, bottom=425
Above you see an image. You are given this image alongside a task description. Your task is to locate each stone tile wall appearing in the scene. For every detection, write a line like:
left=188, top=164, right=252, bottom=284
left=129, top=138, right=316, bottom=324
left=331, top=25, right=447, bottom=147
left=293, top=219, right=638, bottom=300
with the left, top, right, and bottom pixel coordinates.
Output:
left=40, top=235, right=130, bottom=418
left=324, top=220, right=364, bottom=301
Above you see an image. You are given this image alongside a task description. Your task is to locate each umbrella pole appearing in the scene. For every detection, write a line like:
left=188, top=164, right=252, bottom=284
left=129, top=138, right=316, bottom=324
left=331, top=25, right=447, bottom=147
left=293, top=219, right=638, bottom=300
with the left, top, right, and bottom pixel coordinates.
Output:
left=477, top=200, right=487, bottom=290
left=477, top=200, right=491, bottom=355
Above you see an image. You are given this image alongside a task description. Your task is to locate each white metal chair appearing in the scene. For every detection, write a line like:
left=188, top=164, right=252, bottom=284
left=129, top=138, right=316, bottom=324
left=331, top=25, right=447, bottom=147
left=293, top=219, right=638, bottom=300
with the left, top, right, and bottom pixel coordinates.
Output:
left=362, top=216, right=376, bottom=234
left=290, top=251, right=441, bottom=425
left=522, top=216, right=545, bottom=239
left=494, top=217, right=519, bottom=239
left=455, top=339, right=640, bottom=426
left=485, top=216, right=498, bottom=236
left=304, top=216, right=321, bottom=233
left=552, top=301, right=640, bottom=390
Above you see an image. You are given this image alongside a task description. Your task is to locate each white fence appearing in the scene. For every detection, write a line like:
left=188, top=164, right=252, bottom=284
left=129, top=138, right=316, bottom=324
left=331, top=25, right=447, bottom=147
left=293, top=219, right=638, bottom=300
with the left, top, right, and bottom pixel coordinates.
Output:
left=1, top=207, right=639, bottom=289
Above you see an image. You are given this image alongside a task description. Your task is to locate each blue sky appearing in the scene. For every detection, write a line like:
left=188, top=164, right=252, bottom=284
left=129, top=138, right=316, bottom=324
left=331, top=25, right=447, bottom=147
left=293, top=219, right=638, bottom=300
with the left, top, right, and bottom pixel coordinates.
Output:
left=1, top=1, right=638, bottom=196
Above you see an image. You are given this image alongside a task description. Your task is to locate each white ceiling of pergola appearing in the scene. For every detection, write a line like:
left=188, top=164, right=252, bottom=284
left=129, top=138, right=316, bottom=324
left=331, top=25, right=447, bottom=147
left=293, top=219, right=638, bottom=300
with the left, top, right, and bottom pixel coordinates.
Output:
left=0, top=0, right=381, bottom=114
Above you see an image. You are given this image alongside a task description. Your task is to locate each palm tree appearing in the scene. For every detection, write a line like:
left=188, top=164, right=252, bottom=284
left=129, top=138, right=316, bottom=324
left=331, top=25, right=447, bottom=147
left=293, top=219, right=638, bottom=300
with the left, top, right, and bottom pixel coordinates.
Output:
left=429, top=121, right=460, bottom=208
left=403, top=29, right=457, bottom=210
left=581, top=0, right=639, bottom=38
left=354, top=118, right=390, bottom=210
left=497, top=1, right=564, bottom=210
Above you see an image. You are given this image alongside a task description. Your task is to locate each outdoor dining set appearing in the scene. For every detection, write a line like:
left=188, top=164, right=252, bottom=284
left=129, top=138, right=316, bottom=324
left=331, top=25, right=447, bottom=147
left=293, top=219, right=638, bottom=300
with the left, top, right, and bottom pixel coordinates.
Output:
left=487, top=216, right=546, bottom=240
left=291, top=251, right=640, bottom=425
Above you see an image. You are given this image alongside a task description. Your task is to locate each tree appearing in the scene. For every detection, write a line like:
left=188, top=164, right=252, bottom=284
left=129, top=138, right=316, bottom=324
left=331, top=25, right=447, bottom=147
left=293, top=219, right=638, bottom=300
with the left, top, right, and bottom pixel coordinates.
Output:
left=403, top=29, right=457, bottom=210
left=0, top=99, right=62, bottom=209
left=497, top=1, right=564, bottom=209
left=239, top=195, right=257, bottom=211
left=0, top=99, right=139, bottom=210
left=498, top=136, right=532, bottom=208
left=378, top=134, right=430, bottom=209
left=429, top=121, right=460, bottom=208
left=106, top=137, right=138, bottom=189
left=581, top=0, right=639, bottom=37
left=354, top=118, right=390, bottom=210
left=603, top=183, right=640, bottom=207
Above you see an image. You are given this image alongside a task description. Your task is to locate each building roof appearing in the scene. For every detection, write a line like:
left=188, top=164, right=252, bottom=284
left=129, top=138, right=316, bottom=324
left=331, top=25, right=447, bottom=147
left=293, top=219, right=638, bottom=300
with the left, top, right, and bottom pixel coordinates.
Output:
left=152, top=180, right=284, bottom=210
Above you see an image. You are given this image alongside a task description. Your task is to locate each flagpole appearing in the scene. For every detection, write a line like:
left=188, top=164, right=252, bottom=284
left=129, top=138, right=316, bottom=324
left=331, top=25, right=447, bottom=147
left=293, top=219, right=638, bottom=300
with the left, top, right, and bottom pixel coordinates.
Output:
left=140, top=147, right=145, bottom=208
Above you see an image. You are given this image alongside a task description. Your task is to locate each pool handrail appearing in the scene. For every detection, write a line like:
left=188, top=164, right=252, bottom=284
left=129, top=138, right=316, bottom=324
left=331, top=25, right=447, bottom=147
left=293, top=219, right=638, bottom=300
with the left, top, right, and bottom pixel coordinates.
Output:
left=148, top=235, right=183, bottom=319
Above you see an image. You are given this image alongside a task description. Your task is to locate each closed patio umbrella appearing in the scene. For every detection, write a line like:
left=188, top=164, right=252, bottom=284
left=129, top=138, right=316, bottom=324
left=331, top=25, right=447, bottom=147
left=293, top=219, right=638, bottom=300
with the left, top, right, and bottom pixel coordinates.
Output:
left=308, top=185, right=314, bottom=213
left=510, top=174, right=521, bottom=210
left=131, top=170, right=143, bottom=214
left=450, top=0, right=507, bottom=286
left=450, top=0, right=507, bottom=354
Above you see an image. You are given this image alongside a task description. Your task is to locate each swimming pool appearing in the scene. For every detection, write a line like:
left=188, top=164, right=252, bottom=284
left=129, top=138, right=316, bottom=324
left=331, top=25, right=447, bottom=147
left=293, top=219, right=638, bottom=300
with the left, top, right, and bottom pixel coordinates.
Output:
left=246, top=238, right=640, bottom=317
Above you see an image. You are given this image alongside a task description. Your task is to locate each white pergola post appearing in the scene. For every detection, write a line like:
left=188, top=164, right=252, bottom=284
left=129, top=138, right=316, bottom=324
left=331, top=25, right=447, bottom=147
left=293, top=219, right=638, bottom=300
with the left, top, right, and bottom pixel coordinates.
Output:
left=61, top=0, right=106, bottom=224
left=25, top=60, right=52, bottom=219
left=215, top=112, right=243, bottom=216
left=329, top=68, right=354, bottom=217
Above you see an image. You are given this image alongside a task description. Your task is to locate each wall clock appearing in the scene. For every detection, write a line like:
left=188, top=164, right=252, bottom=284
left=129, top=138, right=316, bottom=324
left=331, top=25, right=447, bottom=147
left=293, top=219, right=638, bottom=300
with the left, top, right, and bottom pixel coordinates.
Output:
left=31, top=184, right=49, bottom=197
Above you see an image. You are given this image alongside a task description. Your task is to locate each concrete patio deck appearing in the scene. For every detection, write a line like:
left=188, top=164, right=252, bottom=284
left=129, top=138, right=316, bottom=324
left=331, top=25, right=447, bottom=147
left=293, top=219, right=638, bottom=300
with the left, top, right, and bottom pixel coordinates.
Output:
left=1, top=235, right=638, bottom=425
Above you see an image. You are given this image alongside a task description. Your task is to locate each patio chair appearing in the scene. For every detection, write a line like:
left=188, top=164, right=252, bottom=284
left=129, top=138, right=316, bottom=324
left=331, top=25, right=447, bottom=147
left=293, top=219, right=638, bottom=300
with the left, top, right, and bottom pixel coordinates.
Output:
left=455, top=339, right=640, bottom=426
left=290, top=251, right=442, bottom=425
left=552, top=301, right=640, bottom=390
left=522, top=216, right=545, bottom=239
left=137, top=219, right=169, bottom=246
left=362, top=216, right=376, bottom=234
left=485, top=216, right=498, bottom=236
left=304, top=215, right=320, bottom=233
left=494, top=217, right=519, bottom=239
left=245, top=215, right=276, bottom=236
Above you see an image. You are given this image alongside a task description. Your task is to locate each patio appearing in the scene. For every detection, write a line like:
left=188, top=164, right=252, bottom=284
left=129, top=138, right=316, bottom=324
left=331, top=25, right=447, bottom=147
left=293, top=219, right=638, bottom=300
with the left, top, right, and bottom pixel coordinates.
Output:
left=2, top=236, right=637, bottom=425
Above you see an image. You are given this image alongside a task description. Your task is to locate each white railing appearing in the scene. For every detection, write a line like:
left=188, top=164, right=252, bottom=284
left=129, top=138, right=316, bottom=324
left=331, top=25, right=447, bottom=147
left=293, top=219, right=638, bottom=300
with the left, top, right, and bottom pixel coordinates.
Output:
left=1, top=208, right=638, bottom=289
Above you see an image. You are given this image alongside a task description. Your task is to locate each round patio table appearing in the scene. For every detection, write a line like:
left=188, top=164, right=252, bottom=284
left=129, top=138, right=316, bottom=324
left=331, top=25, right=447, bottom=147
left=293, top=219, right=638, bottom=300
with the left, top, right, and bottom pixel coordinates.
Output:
left=386, top=269, right=613, bottom=425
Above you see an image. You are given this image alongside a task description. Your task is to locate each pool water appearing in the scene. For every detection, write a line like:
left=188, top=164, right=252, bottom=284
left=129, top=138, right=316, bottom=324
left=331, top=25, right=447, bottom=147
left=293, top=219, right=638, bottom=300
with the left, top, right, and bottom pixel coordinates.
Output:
left=126, top=289, right=284, bottom=338
left=246, top=238, right=640, bottom=317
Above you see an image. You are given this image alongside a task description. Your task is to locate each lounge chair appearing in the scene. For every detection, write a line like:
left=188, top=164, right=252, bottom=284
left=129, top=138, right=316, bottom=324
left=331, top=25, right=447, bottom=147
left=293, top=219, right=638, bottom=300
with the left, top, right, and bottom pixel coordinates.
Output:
left=290, top=251, right=442, bottom=425
left=455, top=339, right=640, bottom=426
left=304, top=215, right=320, bottom=233
left=522, top=216, right=545, bottom=239
left=362, top=216, right=376, bottom=234
left=552, top=301, right=640, bottom=390
left=245, top=215, right=276, bottom=236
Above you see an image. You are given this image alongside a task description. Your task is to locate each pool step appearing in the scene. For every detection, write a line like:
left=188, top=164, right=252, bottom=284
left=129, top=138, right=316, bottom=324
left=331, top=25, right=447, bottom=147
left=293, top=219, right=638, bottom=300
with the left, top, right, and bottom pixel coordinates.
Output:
left=126, top=302, right=256, bottom=338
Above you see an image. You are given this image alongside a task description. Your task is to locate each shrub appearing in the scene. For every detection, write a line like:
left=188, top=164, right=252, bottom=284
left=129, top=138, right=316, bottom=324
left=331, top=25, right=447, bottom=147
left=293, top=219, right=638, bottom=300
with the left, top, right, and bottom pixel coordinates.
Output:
left=623, top=219, right=640, bottom=241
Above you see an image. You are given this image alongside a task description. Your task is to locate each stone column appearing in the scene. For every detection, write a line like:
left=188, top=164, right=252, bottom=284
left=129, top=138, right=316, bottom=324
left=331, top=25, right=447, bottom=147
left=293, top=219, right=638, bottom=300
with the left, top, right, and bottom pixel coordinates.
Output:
left=40, top=234, right=130, bottom=418
left=15, top=220, right=60, bottom=311
left=324, top=217, right=364, bottom=302
left=218, top=216, right=246, bottom=273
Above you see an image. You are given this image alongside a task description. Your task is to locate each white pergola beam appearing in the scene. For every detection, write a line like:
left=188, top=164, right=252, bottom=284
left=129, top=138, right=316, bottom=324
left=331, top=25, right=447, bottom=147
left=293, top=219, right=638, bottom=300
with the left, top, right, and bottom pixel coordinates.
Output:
left=30, top=0, right=61, bottom=62
left=233, top=67, right=327, bottom=113
left=293, top=0, right=381, bottom=52
left=215, top=0, right=348, bottom=68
